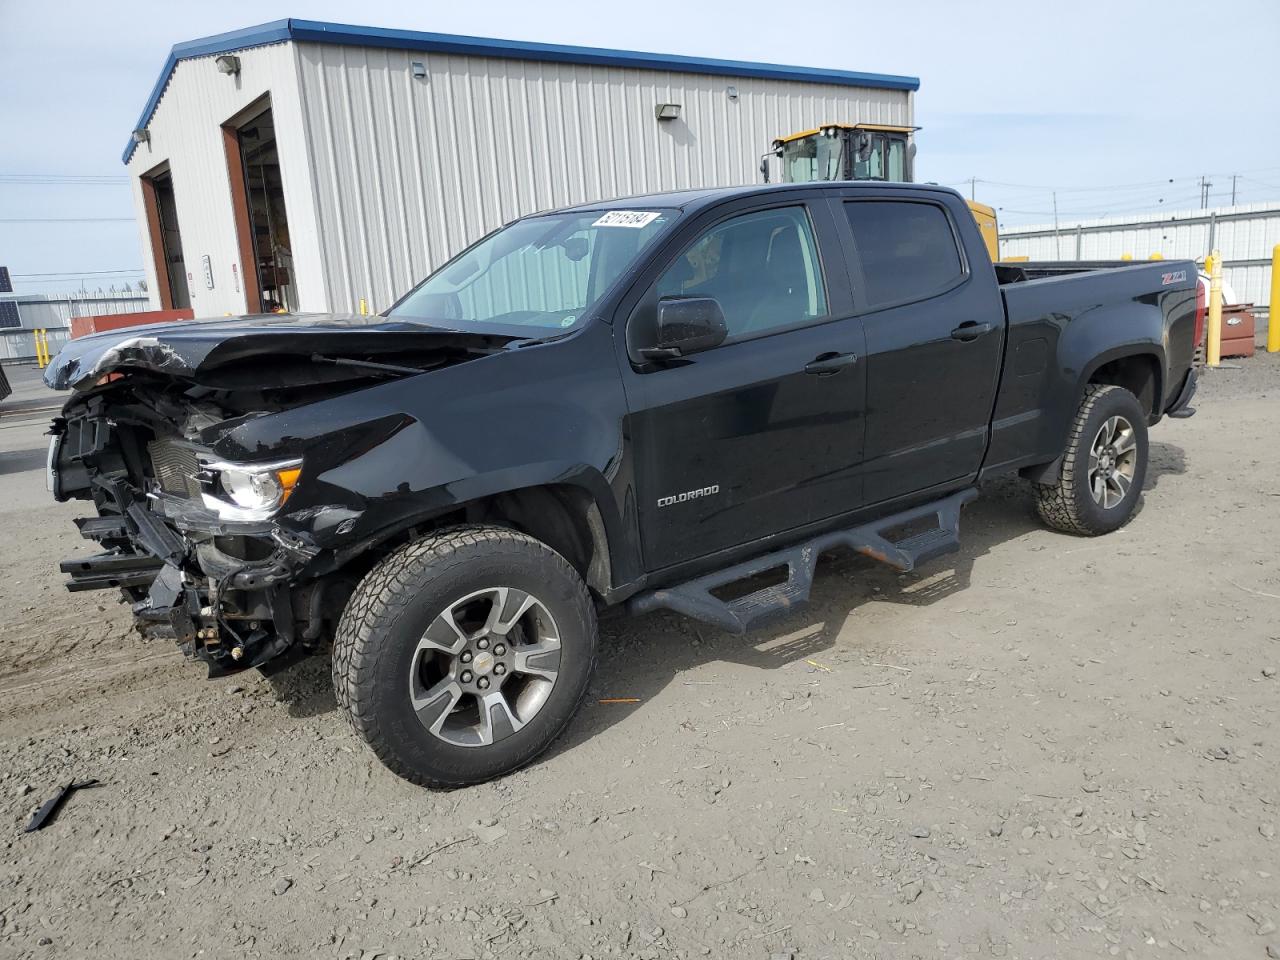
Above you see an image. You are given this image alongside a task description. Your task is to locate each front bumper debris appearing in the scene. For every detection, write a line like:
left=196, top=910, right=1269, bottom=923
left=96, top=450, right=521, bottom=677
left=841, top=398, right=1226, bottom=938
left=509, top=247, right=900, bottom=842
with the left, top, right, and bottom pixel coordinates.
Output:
left=60, top=489, right=323, bottom=677
left=60, top=551, right=163, bottom=592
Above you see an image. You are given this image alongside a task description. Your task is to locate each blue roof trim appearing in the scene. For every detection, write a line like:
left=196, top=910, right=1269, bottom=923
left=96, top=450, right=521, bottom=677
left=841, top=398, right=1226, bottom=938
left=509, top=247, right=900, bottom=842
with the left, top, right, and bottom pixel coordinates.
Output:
left=122, top=19, right=296, bottom=164
left=123, top=18, right=919, bottom=164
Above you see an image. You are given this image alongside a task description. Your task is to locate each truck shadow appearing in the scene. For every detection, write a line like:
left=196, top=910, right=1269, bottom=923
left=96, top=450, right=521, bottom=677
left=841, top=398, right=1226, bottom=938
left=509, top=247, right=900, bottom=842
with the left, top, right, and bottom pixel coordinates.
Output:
left=0, top=447, right=49, bottom=476
left=1145, top=439, right=1186, bottom=490
left=549, top=445, right=1188, bottom=761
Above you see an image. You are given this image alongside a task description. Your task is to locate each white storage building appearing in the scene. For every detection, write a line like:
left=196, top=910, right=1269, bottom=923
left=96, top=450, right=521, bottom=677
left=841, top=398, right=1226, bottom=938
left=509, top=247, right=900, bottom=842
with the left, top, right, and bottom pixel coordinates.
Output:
left=122, top=19, right=918, bottom=318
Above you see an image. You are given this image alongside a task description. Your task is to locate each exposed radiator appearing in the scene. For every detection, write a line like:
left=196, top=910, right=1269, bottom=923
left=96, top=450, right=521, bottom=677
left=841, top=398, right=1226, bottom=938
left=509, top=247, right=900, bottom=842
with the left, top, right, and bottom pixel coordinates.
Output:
left=147, top=440, right=202, bottom=498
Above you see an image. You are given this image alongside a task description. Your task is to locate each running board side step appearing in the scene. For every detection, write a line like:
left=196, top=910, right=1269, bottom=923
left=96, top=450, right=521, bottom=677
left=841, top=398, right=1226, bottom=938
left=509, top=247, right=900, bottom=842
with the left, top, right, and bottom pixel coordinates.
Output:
left=629, top=488, right=978, bottom=635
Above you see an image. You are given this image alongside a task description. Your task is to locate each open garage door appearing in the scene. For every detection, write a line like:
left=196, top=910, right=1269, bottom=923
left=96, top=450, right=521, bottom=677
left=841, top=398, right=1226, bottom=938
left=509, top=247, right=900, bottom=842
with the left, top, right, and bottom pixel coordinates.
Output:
left=140, top=166, right=191, bottom=310
left=224, top=102, right=295, bottom=314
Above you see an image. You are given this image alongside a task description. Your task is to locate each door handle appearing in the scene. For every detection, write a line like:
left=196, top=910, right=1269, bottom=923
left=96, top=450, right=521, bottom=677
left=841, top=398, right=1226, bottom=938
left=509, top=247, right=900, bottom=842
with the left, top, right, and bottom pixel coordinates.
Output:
left=950, top=322, right=993, bottom=342
left=804, top=352, right=859, bottom=375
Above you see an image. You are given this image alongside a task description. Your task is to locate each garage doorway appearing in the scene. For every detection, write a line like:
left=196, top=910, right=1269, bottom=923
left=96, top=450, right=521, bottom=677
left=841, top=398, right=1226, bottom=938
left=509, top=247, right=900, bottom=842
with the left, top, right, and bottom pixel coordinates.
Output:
left=224, top=102, right=295, bottom=313
left=140, top=166, right=191, bottom=310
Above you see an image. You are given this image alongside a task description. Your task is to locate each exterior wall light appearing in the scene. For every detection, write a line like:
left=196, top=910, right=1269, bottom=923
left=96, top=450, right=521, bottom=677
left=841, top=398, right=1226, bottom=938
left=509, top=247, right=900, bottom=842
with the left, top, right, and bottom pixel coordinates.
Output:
left=215, top=54, right=241, bottom=76
left=131, top=129, right=150, bottom=144
left=654, top=103, right=681, bottom=122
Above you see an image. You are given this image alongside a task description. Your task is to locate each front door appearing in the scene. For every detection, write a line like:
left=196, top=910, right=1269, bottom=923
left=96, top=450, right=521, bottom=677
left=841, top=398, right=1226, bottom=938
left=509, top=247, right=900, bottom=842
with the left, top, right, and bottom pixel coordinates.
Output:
left=620, top=200, right=867, bottom=572
left=837, top=195, right=1004, bottom=504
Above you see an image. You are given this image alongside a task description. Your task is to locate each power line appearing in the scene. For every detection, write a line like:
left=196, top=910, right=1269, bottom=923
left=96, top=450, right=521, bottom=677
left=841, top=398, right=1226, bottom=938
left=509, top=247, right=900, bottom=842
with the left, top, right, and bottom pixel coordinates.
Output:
left=0, top=174, right=129, bottom=184
left=960, top=165, right=1280, bottom=195
left=12, top=268, right=144, bottom=278
left=0, top=217, right=134, bottom=223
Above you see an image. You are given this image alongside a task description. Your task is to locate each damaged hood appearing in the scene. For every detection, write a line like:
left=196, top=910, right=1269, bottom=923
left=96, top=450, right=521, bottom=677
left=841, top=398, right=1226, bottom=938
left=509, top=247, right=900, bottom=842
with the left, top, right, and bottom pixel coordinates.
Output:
left=44, top=313, right=521, bottom=391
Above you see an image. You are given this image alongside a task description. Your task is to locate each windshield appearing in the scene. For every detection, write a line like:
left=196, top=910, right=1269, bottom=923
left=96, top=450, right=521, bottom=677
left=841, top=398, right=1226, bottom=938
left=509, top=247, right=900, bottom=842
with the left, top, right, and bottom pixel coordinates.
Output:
left=852, top=133, right=909, bottom=182
left=780, top=134, right=842, bottom=183
left=389, top=209, right=677, bottom=330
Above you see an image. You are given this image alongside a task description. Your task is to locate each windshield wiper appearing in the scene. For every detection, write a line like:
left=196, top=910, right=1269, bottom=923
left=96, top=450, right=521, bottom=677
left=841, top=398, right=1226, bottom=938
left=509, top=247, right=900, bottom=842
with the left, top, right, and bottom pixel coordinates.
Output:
left=508, top=330, right=577, bottom=349
left=310, top=354, right=428, bottom=377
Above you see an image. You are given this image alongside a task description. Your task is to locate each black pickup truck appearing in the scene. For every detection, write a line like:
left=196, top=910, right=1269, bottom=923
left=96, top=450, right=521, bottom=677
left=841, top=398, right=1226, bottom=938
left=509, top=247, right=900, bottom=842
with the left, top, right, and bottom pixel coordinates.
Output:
left=45, top=183, right=1199, bottom=787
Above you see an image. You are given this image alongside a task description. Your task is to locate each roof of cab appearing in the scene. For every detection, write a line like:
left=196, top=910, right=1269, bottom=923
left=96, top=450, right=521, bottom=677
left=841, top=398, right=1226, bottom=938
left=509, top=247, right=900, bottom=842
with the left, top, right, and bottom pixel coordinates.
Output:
left=548, top=181, right=962, bottom=217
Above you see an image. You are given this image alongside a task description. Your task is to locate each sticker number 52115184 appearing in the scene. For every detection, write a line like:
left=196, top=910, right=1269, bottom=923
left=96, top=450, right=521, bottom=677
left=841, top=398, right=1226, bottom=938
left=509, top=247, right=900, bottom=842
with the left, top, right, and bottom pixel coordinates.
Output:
left=593, top=211, right=661, bottom=229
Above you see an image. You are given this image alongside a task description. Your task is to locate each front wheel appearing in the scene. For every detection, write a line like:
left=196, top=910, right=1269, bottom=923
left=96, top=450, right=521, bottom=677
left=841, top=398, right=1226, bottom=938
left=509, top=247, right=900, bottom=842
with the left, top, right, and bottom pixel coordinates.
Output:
left=1035, top=384, right=1148, bottom=536
left=332, top=525, right=597, bottom=788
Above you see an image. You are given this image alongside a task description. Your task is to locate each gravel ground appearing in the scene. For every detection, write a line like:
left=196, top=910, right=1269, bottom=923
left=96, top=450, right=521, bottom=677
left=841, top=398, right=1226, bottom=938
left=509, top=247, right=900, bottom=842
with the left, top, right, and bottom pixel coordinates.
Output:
left=1, top=355, right=1278, bottom=960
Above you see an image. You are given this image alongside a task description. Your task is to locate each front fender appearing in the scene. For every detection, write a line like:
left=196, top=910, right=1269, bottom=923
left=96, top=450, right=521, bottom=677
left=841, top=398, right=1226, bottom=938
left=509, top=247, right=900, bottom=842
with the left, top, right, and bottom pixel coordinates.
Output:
left=206, top=322, right=639, bottom=586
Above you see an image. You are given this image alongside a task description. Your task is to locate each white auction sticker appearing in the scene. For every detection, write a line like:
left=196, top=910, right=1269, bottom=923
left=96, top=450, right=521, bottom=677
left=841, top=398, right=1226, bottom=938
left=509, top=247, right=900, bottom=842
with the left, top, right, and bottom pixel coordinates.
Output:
left=593, top=210, right=661, bottom=229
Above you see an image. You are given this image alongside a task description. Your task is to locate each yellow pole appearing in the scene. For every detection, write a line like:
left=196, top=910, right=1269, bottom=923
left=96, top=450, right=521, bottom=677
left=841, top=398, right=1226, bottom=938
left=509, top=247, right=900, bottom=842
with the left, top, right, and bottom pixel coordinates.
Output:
left=1120, top=253, right=1133, bottom=261
left=1207, top=248, right=1223, bottom=367
left=34, top=330, right=45, bottom=368
left=359, top=298, right=368, bottom=316
left=1269, top=243, right=1280, bottom=353
left=1148, top=252, right=1164, bottom=260
left=40, top=330, right=49, bottom=367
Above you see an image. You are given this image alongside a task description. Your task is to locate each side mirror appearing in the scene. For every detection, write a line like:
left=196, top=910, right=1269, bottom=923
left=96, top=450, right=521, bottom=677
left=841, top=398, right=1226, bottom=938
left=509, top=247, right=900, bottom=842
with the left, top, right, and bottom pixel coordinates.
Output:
left=640, top=297, right=728, bottom=361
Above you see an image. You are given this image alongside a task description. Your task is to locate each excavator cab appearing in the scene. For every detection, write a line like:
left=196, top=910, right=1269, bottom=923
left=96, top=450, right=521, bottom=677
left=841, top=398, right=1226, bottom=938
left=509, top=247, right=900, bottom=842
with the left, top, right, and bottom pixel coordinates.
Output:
left=762, top=122, right=1000, bottom=262
left=768, top=124, right=914, bottom=184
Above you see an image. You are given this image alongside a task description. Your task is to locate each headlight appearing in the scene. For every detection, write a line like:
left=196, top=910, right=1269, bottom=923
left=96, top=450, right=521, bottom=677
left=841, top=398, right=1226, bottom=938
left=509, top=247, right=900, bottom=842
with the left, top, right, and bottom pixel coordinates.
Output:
left=199, top=458, right=302, bottom=521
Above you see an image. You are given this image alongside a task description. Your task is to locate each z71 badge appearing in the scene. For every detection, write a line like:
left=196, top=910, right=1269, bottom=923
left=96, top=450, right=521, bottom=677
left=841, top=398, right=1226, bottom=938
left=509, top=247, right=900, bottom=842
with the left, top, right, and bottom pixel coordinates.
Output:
left=657, top=485, right=719, bottom=508
left=1161, top=270, right=1187, bottom=285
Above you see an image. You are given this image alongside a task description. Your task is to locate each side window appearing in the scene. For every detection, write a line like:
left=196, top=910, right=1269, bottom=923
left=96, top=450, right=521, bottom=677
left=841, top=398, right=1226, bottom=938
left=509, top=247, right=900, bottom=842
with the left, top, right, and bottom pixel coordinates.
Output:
left=844, top=200, right=964, bottom=308
left=655, top=206, right=827, bottom=340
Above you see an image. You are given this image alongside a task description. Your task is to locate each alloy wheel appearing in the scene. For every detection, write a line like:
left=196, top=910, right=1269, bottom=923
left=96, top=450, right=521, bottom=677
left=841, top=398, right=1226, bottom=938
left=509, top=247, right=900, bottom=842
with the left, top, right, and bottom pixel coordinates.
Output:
left=408, top=587, right=561, bottom=747
left=1087, top=414, right=1137, bottom=509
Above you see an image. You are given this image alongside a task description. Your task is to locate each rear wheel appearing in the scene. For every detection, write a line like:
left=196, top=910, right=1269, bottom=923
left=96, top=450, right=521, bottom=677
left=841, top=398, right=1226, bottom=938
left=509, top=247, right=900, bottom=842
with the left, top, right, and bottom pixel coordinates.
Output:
left=332, top=525, right=597, bottom=788
left=1035, top=384, right=1148, bottom=536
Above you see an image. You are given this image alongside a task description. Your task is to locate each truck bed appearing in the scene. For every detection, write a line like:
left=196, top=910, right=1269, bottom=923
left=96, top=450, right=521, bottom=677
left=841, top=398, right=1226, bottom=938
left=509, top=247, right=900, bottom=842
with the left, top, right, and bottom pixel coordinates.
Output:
left=981, top=258, right=1200, bottom=479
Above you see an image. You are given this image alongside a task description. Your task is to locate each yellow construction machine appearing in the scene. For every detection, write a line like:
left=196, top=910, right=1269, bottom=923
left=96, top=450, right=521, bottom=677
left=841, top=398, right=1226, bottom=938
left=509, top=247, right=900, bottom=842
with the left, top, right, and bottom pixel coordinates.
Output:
left=763, top=123, right=999, bottom=261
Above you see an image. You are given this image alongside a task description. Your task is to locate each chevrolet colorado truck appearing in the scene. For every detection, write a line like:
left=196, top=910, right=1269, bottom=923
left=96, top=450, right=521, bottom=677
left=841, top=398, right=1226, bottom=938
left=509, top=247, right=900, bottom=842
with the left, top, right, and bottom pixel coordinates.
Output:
left=45, top=183, right=1199, bottom=787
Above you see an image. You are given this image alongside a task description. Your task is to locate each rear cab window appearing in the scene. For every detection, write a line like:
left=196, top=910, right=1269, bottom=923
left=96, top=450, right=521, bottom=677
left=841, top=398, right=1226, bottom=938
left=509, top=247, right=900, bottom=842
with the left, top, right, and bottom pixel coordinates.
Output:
left=843, top=200, right=966, bottom=309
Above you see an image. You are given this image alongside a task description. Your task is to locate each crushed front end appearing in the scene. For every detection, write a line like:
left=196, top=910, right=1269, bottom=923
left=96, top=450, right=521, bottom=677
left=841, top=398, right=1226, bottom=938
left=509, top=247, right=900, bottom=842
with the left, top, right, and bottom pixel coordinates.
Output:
left=42, top=316, right=527, bottom=677
left=49, top=381, right=344, bottom=676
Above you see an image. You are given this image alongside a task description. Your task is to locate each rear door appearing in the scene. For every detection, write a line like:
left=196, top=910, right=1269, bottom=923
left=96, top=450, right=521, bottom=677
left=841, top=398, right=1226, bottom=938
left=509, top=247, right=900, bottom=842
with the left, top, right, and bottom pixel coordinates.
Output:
left=834, top=192, right=1004, bottom=505
left=617, top=195, right=867, bottom=571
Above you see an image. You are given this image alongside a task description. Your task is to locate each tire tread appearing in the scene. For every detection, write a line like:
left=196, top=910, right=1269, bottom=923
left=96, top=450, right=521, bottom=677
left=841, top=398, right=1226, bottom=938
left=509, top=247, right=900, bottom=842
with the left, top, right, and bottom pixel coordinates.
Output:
left=331, top=524, right=596, bottom=789
left=1034, top=384, right=1137, bottom=536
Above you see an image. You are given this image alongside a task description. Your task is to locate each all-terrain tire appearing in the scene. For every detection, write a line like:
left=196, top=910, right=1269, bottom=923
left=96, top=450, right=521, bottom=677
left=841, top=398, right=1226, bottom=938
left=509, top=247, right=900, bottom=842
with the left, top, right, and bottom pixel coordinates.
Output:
left=332, top=525, right=597, bottom=788
left=1035, top=384, right=1148, bottom=536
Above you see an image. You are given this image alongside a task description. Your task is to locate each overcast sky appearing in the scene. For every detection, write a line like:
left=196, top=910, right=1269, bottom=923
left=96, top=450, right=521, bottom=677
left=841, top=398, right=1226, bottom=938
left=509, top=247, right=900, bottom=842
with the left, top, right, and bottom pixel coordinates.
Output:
left=2, top=0, right=1278, bottom=294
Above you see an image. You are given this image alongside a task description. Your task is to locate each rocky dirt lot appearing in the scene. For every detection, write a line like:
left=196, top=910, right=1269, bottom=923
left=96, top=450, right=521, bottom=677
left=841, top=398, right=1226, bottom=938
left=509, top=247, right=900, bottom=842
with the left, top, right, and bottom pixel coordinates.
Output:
left=1, top=356, right=1278, bottom=960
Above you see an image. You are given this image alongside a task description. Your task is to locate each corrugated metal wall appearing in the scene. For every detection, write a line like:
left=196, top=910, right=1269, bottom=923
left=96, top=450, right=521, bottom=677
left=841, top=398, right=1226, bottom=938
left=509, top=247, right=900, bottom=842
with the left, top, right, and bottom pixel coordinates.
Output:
left=292, top=42, right=911, bottom=314
left=125, top=43, right=328, bottom=317
left=999, top=203, right=1280, bottom=309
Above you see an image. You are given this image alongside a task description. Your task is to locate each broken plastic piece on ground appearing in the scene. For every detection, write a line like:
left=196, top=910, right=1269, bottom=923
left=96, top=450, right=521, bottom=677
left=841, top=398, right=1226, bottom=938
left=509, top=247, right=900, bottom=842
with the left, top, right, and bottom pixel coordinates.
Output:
left=598, top=698, right=642, bottom=704
left=23, top=780, right=101, bottom=832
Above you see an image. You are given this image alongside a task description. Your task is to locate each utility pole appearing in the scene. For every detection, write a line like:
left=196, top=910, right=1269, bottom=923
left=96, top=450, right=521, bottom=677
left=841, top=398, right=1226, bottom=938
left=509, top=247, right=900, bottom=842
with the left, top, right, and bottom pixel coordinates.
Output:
left=1052, top=191, right=1061, bottom=259
left=1231, top=174, right=1238, bottom=206
left=1199, top=175, right=1213, bottom=209
left=969, top=177, right=976, bottom=201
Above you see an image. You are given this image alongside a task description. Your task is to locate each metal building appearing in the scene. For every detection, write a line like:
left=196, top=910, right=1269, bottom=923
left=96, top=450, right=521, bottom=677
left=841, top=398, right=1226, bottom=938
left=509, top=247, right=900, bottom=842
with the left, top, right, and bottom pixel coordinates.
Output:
left=0, top=291, right=149, bottom=361
left=999, top=202, right=1280, bottom=312
left=123, top=19, right=918, bottom=318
